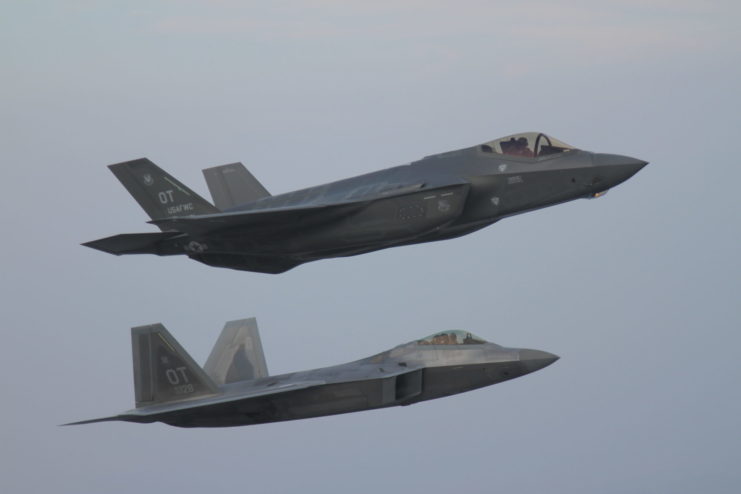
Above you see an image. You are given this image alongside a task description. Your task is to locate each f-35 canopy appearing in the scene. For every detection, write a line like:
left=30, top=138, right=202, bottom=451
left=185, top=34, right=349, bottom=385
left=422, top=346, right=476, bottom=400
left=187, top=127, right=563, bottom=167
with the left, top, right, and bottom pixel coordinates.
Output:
left=417, top=330, right=487, bottom=345
left=481, top=132, right=576, bottom=158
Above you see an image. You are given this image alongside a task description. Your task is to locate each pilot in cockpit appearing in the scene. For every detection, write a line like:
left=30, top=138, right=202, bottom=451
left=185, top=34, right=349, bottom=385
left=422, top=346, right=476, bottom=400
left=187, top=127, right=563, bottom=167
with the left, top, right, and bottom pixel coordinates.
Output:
left=516, top=137, right=534, bottom=157
left=501, top=137, right=534, bottom=157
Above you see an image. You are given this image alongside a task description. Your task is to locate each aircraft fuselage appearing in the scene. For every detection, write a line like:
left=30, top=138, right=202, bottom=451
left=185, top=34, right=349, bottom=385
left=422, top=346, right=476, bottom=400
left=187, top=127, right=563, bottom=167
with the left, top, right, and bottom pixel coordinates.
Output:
left=186, top=148, right=645, bottom=272
left=85, top=133, right=647, bottom=273
left=120, top=341, right=555, bottom=428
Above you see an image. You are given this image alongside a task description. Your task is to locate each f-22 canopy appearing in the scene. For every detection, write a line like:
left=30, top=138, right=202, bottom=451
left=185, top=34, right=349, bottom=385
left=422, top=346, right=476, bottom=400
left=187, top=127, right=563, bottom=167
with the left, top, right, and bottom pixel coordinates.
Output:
left=84, top=132, right=647, bottom=273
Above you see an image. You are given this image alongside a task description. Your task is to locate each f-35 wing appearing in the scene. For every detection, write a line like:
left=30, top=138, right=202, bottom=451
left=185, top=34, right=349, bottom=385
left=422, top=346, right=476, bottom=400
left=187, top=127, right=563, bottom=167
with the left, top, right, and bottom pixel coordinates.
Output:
left=149, top=200, right=370, bottom=235
left=149, top=181, right=470, bottom=235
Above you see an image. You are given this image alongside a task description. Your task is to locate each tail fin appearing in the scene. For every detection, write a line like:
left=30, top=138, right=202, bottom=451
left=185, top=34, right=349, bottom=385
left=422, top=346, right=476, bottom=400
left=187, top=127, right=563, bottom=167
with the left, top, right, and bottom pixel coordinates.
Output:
left=204, top=318, right=268, bottom=385
left=109, top=158, right=219, bottom=221
left=132, top=324, right=219, bottom=407
left=202, top=162, right=270, bottom=210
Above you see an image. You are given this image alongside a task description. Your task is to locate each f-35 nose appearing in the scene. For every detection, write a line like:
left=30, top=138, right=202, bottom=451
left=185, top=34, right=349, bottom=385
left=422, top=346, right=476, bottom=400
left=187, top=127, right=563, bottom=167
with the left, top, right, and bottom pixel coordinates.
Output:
left=519, top=349, right=559, bottom=373
left=590, top=153, right=648, bottom=189
left=593, top=153, right=648, bottom=175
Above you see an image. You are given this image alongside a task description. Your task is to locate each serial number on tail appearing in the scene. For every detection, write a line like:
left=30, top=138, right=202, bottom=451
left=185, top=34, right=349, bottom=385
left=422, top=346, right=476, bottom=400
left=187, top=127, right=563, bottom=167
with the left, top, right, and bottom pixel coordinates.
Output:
left=172, top=384, right=195, bottom=395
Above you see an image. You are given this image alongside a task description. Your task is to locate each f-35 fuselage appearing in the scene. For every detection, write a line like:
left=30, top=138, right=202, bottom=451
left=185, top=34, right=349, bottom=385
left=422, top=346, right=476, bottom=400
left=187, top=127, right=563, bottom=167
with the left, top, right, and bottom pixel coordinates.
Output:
left=85, top=132, right=647, bottom=273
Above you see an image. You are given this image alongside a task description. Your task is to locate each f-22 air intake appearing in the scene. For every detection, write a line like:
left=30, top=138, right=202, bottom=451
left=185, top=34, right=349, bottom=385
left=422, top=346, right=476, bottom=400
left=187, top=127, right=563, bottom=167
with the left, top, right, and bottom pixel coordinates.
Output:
left=84, top=132, right=647, bottom=273
left=65, top=318, right=558, bottom=428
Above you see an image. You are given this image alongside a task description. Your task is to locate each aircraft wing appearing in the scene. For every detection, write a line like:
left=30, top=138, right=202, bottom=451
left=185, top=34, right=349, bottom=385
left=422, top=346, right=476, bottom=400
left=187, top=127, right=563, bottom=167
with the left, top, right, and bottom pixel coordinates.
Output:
left=63, top=380, right=327, bottom=425
left=149, top=201, right=368, bottom=235
left=148, top=180, right=470, bottom=235
left=132, top=379, right=328, bottom=416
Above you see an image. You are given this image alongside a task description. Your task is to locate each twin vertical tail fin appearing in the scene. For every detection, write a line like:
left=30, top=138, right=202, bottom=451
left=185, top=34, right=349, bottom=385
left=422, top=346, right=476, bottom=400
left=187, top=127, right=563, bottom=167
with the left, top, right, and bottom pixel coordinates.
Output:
left=132, top=318, right=268, bottom=406
left=202, top=162, right=271, bottom=210
left=204, top=318, right=269, bottom=385
left=64, top=318, right=269, bottom=425
left=132, top=324, right=219, bottom=407
left=109, top=158, right=219, bottom=223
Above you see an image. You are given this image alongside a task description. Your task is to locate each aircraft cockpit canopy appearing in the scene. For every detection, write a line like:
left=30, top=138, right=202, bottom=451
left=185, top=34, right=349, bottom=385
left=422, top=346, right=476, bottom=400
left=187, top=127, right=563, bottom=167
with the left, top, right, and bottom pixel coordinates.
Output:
left=417, top=330, right=487, bottom=345
left=481, top=132, right=576, bottom=158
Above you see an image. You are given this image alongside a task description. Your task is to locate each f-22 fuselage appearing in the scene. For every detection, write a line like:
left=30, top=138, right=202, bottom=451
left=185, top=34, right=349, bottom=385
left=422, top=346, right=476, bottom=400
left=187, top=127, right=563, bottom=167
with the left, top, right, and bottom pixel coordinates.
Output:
left=85, top=132, right=647, bottom=273
left=65, top=319, right=558, bottom=428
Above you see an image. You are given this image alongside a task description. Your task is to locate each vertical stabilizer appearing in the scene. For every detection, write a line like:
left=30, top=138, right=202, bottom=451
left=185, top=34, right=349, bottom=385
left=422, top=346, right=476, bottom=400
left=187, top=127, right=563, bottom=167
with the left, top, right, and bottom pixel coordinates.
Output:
left=202, top=163, right=271, bottom=210
left=132, top=324, right=219, bottom=407
left=109, top=158, right=219, bottom=221
left=204, top=318, right=269, bottom=385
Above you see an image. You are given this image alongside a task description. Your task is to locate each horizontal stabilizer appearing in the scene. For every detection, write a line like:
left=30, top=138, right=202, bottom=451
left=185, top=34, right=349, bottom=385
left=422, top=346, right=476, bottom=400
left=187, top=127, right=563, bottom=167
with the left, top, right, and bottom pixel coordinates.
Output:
left=204, top=318, right=268, bottom=385
left=203, top=163, right=270, bottom=210
left=82, top=232, right=182, bottom=255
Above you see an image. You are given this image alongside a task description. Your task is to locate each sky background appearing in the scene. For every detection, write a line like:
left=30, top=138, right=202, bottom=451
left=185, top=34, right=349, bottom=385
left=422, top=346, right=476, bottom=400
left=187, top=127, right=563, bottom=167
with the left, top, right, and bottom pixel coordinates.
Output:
left=2, top=1, right=740, bottom=492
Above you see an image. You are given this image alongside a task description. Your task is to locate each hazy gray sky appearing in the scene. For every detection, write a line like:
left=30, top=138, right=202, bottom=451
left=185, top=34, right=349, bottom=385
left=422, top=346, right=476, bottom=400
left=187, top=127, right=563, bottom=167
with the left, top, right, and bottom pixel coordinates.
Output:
left=2, top=1, right=740, bottom=493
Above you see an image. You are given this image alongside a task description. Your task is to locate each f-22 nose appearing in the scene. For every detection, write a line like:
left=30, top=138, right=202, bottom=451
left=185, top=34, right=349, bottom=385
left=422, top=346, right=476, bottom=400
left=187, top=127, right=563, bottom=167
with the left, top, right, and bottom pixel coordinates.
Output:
left=519, top=349, right=559, bottom=373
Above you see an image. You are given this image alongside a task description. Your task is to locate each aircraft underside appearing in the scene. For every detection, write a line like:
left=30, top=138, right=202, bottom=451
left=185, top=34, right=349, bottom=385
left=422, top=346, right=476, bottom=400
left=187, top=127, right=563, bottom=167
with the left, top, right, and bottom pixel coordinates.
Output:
left=155, top=364, right=508, bottom=428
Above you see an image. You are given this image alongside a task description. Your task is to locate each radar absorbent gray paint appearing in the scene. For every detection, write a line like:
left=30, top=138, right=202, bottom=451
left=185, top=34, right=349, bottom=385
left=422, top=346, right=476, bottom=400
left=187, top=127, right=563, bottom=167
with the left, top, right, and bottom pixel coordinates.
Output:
left=65, top=319, right=558, bottom=428
left=84, top=132, right=647, bottom=273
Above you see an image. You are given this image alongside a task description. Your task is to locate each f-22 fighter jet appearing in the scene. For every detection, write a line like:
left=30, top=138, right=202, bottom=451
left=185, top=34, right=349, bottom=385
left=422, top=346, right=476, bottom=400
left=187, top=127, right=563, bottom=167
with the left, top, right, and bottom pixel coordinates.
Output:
left=85, top=132, right=647, bottom=273
left=65, top=318, right=557, bottom=428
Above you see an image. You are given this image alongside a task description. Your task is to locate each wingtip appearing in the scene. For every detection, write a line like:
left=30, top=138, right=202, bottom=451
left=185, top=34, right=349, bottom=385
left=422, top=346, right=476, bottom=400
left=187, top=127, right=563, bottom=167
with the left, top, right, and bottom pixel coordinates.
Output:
left=61, top=415, right=124, bottom=426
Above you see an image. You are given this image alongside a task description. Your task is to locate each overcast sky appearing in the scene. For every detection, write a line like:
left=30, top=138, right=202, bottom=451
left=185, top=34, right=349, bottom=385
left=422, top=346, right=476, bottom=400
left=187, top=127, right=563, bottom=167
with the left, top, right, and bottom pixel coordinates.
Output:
left=2, top=1, right=740, bottom=493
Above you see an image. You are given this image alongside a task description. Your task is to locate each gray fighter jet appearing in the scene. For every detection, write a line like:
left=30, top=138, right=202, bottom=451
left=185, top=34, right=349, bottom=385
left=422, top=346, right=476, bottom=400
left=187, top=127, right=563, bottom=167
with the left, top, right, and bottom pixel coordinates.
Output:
left=84, top=132, right=647, bottom=273
left=66, top=318, right=558, bottom=428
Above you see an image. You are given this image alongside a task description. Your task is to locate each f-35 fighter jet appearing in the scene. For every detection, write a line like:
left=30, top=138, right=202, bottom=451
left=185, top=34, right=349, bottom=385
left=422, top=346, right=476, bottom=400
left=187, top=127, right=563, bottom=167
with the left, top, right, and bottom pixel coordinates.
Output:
left=85, top=132, right=647, bottom=273
left=66, top=318, right=558, bottom=428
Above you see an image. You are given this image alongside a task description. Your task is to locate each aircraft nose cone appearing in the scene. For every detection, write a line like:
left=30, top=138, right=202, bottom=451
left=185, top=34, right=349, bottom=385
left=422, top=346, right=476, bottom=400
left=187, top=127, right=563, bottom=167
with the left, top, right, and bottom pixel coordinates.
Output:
left=593, top=153, right=648, bottom=176
left=519, top=349, right=559, bottom=373
left=591, top=153, right=648, bottom=189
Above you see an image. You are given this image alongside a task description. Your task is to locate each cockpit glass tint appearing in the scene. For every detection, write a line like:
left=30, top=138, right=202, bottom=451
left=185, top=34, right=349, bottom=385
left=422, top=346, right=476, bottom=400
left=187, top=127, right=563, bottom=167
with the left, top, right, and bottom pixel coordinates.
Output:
left=417, top=330, right=486, bottom=345
left=481, top=132, right=576, bottom=158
